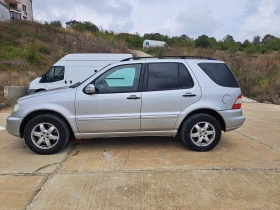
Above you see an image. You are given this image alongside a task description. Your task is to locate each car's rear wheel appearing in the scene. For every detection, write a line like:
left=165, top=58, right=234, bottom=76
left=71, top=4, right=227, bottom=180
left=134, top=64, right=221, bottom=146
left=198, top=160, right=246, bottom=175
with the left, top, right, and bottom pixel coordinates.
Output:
left=24, top=114, right=70, bottom=155
left=181, top=114, right=221, bottom=151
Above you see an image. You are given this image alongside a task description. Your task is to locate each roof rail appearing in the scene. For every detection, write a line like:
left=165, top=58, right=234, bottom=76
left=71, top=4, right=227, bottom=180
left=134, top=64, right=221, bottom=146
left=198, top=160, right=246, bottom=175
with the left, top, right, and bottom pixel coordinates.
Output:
left=121, top=56, right=216, bottom=62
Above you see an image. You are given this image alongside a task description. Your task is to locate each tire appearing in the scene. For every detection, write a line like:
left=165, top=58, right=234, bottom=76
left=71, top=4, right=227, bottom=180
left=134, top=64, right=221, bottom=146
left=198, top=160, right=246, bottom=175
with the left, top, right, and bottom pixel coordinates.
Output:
left=181, top=113, right=221, bottom=151
left=23, top=114, right=70, bottom=155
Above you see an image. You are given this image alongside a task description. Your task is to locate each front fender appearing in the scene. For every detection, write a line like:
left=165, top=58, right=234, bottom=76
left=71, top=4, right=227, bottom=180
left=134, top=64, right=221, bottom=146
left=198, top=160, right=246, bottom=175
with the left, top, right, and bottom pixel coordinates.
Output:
left=13, top=88, right=78, bottom=133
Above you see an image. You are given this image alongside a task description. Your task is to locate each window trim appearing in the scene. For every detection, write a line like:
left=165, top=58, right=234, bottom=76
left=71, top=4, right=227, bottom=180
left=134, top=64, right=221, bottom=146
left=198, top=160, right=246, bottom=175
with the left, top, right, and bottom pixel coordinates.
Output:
left=143, top=62, right=194, bottom=92
left=83, top=63, right=144, bottom=95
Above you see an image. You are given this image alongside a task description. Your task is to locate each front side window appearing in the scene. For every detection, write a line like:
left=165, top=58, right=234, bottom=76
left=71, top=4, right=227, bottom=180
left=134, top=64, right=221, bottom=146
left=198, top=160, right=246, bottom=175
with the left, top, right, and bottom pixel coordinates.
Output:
left=147, top=63, right=194, bottom=91
left=94, top=64, right=142, bottom=93
left=44, top=66, right=65, bottom=83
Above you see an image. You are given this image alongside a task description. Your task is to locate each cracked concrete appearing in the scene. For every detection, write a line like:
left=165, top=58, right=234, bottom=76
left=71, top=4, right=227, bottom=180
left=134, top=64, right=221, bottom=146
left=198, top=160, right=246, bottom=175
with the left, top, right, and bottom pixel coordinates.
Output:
left=0, top=102, right=279, bottom=210
left=102, top=149, right=115, bottom=163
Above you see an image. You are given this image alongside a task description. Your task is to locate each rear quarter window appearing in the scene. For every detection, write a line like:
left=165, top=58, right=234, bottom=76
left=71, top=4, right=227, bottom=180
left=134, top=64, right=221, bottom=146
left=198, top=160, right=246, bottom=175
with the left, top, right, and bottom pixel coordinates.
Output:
left=198, top=63, right=239, bottom=88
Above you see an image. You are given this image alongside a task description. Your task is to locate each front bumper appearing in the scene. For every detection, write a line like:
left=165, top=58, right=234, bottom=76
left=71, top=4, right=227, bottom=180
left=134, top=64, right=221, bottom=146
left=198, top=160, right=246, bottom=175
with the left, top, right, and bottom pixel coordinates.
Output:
left=6, top=116, right=23, bottom=137
left=218, top=109, right=245, bottom=132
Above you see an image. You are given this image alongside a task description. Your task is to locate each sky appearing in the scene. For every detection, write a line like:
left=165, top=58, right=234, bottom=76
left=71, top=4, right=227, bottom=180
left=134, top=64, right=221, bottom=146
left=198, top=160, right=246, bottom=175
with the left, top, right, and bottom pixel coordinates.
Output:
left=33, top=0, right=280, bottom=42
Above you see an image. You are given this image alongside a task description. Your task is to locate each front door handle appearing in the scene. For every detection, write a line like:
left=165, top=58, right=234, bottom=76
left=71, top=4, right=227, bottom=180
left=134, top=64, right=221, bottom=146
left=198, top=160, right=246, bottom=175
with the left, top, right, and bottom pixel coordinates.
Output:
left=127, top=95, right=141, bottom=100
left=183, top=93, right=196, bottom=97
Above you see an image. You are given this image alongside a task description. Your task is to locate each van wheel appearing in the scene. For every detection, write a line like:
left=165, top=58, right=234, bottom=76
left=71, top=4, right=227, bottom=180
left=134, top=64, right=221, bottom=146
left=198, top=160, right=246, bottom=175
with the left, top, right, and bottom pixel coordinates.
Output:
left=23, top=114, right=70, bottom=155
left=181, top=114, right=221, bottom=151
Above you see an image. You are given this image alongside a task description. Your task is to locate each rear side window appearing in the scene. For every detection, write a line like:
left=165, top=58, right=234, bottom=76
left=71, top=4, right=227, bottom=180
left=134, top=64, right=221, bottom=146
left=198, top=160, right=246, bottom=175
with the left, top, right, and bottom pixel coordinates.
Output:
left=147, top=63, right=194, bottom=91
left=198, top=63, right=239, bottom=87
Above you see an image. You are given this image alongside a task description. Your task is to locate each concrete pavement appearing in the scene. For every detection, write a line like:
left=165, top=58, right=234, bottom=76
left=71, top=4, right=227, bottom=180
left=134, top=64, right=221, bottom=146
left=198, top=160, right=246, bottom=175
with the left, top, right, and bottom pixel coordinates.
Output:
left=0, top=103, right=279, bottom=210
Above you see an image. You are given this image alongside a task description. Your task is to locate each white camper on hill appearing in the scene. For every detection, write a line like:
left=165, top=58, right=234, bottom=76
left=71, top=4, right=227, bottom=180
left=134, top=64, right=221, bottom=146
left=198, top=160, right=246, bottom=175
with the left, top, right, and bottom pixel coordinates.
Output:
left=143, top=40, right=170, bottom=49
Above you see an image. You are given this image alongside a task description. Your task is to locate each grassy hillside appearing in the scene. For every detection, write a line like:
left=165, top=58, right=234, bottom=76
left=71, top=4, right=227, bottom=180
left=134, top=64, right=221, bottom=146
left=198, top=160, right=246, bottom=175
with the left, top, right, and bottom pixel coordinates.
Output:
left=0, top=21, right=129, bottom=103
left=0, top=21, right=279, bottom=104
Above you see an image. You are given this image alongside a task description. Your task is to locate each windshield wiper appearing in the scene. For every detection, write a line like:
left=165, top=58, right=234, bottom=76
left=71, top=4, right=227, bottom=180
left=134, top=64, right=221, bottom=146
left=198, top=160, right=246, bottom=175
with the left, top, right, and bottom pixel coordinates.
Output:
left=69, top=82, right=81, bottom=88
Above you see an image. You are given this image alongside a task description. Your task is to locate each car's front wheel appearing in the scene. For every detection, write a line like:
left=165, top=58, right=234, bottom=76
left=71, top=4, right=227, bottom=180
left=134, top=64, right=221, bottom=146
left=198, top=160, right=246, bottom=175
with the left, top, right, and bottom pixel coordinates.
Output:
left=24, top=114, right=70, bottom=155
left=181, top=114, right=221, bottom=151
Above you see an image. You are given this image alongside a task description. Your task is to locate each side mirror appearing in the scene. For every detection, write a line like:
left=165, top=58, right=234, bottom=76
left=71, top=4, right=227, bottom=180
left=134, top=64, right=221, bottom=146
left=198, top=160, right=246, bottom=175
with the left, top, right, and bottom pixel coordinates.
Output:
left=85, top=84, right=96, bottom=94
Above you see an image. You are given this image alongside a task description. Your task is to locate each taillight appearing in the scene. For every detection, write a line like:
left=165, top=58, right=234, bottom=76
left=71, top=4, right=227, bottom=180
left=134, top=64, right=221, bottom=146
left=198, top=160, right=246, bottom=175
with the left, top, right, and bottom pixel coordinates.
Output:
left=232, top=95, right=242, bottom=109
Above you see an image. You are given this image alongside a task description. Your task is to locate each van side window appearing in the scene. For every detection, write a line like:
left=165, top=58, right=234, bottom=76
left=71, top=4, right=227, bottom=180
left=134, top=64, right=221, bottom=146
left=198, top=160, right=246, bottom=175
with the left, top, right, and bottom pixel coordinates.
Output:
left=94, top=64, right=142, bottom=93
left=147, top=63, right=194, bottom=91
left=45, top=67, right=65, bottom=83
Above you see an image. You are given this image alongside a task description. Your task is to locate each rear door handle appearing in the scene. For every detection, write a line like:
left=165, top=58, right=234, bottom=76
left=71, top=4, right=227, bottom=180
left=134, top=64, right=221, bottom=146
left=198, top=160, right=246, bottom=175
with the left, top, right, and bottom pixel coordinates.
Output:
left=127, top=95, right=141, bottom=100
left=183, top=93, right=196, bottom=97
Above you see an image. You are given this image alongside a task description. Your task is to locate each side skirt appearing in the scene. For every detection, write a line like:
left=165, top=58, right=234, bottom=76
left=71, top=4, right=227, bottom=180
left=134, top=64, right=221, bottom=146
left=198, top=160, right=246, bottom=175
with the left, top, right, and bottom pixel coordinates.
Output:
left=74, top=130, right=177, bottom=140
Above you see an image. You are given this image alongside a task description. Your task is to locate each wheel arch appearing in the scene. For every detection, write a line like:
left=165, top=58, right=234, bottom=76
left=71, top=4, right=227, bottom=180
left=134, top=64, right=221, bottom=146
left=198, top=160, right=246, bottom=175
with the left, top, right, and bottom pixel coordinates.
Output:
left=177, top=109, right=226, bottom=134
left=35, top=89, right=46, bottom=93
left=20, top=110, right=75, bottom=138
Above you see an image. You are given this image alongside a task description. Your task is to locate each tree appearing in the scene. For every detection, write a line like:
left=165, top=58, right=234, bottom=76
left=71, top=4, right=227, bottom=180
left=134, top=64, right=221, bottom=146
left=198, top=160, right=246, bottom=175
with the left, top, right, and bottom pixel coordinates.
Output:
left=180, top=34, right=191, bottom=41
left=242, top=40, right=251, bottom=48
left=262, top=34, right=275, bottom=44
left=253, top=36, right=261, bottom=45
left=266, top=38, right=280, bottom=51
left=49, top=20, right=62, bottom=28
left=74, top=22, right=85, bottom=31
left=223, top=35, right=234, bottom=42
left=221, top=35, right=237, bottom=51
left=195, top=35, right=210, bottom=48
left=83, top=21, right=99, bottom=33
left=208, top=37, right=218, bottom=48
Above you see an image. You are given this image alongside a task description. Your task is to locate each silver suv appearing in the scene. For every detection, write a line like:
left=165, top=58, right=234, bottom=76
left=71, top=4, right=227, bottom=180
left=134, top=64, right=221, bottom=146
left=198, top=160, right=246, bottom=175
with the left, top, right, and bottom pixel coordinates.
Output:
left=6, top=56, right=245, bottom=154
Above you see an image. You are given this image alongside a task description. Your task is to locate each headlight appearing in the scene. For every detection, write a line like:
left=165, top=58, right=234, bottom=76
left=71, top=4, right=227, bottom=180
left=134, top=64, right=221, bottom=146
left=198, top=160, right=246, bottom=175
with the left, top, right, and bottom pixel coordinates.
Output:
left=12, top=103, right=20, bottom=114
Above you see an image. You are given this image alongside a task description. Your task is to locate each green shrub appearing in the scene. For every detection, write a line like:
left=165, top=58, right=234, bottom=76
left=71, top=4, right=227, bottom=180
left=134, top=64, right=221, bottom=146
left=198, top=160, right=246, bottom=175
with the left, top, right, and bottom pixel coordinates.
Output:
left=6, top=24, right=23, bottom=38
left=83, top=21, right=99, bottom=33
left=0, top=45, right=21, bottom=60
left=195, top=35, right=210, bottom=48
left=244, top=45, right=259, bottom=55
left=24, top=40, right=41, bottom=65
left=33, top=34, right=53, bottom=43
left=38, top=46, right=51, bottom=54
left=50, top=20, right=62, bottom=28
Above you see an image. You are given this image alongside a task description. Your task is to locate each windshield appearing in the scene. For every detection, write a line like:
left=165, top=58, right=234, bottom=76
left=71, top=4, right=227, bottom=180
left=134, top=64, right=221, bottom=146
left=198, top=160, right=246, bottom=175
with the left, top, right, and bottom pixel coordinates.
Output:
left=69, top=64, right=111, bottom=88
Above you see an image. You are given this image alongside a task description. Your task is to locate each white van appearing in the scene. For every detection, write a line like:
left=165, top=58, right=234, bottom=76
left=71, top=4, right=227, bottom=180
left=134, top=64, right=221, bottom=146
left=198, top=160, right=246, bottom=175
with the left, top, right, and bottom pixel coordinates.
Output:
left=28, top=53, right=132, bottom=94
left=143, top=40, right=170, bottom=49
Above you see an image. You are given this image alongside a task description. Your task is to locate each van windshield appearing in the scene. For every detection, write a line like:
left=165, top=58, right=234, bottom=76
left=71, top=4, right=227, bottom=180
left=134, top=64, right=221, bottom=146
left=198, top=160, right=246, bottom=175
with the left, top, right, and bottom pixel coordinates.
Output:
left=69, top=64, right=111, bottom=88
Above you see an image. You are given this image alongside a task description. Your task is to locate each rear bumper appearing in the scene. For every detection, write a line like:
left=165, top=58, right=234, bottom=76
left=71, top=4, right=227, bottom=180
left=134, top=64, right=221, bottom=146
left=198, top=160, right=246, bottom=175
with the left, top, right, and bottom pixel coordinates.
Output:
left=6, top=116, right=23, bottom=137
left=218, top=109, right=245, bottom=132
